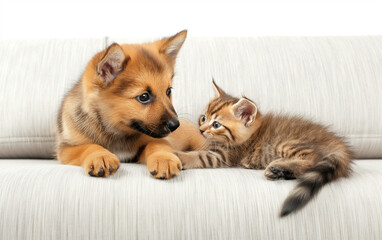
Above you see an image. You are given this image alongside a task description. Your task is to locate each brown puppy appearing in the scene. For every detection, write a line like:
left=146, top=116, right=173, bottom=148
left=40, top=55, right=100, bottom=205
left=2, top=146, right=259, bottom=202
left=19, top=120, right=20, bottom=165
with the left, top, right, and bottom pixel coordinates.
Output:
left=56, top=30, right=206, bottom=179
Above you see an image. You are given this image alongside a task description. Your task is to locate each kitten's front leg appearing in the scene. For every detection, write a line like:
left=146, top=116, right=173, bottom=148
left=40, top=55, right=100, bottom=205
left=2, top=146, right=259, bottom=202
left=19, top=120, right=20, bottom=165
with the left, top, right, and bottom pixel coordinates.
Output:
left=175, top=150, right=227, bottom=169
left=175, top=151, right=204, bottom=169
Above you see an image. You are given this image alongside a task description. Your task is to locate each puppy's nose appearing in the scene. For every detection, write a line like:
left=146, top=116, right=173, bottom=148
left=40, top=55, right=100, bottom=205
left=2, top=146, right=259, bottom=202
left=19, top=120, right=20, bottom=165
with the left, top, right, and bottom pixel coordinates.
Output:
left=167, top=119, right=180, bottom=132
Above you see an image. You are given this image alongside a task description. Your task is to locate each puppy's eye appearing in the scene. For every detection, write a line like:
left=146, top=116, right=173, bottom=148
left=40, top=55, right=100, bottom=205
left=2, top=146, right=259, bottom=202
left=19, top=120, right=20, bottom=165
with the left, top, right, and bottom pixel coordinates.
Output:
left=200, top=115, right=206, bottom=123
left=166, top=87, right=172, bottom=97
left=137, top=93, right=150, bottom=104
left=212, top=121, right=221, bottom=129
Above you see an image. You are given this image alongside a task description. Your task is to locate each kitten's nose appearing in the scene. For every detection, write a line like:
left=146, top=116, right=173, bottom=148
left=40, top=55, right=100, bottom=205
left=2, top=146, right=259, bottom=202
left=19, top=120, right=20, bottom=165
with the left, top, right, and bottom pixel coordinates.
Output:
left=200, top=129, right=204, bottom=134
left=167, top=119, right=180, bottom=132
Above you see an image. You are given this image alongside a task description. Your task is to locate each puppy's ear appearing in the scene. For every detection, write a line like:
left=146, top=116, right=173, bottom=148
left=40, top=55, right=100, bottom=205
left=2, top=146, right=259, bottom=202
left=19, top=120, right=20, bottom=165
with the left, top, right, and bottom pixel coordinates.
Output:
left=97, top=43, right=128, bottom=85
left=232, top=98, right=258, bottom=127
left=212, top=78, right=227, bottom=97
left=158, top=30, right=187, bottom=63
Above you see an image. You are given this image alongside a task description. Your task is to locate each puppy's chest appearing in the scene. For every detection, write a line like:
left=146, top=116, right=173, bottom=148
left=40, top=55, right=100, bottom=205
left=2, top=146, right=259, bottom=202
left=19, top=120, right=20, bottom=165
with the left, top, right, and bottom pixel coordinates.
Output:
left=113, top=150, right=137, bottom=163
left=109, top=143, right=139, bottom=163
left=106, top=134, right=141, bottom=163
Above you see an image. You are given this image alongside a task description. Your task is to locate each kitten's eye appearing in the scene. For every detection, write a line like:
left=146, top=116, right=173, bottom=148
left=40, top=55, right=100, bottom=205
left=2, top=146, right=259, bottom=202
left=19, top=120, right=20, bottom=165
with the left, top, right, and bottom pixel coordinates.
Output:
left=200, top=115, right=206, bottom=123
left=137, top=93, right=151, bottom=104
left=166, top=87, right=172, bottom=97
left=212, top=121, right=221, bottom=129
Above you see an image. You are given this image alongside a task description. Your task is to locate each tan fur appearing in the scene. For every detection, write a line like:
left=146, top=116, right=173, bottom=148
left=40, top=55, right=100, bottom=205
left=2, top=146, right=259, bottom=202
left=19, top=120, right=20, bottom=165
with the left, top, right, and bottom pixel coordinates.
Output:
left=56, top=30, right=206, bottom=179
left=176, top=81, right=353, bottom=216
left=179, top=82, right=352, bottom=175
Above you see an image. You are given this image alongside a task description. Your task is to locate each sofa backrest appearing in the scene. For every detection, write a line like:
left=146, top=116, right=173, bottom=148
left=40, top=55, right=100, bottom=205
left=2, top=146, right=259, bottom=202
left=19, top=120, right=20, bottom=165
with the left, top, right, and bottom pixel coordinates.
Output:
left=1, top=36, right=381, bottom=159
left=0, top=39, right=106, bottom=158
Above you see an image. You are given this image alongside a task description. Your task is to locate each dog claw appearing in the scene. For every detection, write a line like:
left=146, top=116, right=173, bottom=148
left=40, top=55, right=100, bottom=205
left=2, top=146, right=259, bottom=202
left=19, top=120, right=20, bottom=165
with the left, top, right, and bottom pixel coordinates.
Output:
left=88, top=170, right=95, bottom=177
left=97, top=166, right=105, bottom=177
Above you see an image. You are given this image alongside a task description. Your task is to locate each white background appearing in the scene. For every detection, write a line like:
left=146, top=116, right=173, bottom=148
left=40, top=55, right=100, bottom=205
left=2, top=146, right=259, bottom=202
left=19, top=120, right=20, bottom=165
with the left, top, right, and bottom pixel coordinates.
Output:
left=0, top=0, right=382, bottom=39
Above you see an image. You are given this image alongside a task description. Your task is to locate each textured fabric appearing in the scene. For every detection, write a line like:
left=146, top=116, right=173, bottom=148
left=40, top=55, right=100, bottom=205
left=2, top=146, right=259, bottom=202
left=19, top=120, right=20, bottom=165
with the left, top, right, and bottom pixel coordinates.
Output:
left=1, top=37, right=382, bottom=158
left=0, top=39, right=106, bottom=158
left=0, top=159, right=381, bottom=240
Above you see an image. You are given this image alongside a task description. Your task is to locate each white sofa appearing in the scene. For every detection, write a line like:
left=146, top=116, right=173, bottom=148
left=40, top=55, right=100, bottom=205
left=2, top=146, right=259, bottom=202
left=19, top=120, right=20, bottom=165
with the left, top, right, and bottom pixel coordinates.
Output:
left=1, top=36, right=381, bottom=240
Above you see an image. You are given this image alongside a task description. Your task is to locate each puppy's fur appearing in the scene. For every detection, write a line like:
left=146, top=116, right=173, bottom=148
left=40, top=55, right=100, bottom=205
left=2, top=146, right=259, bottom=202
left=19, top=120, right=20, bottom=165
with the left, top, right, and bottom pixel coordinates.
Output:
left=56, top=30, right=205, bottom=179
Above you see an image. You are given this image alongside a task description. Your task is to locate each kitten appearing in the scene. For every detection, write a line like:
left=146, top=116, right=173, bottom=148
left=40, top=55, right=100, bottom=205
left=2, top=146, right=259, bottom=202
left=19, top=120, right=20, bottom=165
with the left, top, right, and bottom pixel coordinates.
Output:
left=176, top=80, right=352, bottom=217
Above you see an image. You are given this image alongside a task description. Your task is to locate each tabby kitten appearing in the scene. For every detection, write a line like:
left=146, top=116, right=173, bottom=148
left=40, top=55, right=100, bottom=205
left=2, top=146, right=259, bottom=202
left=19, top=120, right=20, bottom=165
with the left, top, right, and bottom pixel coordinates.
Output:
left=176, top=81, right=352, bottom=217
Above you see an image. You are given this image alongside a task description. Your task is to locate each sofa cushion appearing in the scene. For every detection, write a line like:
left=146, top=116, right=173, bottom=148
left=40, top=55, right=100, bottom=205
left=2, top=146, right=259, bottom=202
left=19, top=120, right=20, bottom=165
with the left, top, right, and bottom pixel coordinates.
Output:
left=0, top=159, right=381, bottom=239
left=0, top=39, right=106, bottom=158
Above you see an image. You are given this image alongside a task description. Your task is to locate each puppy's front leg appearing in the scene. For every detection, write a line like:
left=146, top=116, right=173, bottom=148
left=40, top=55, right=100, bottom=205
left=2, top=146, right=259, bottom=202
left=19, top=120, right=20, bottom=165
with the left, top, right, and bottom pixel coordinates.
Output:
left=58, top=143, right=120, bottom=177
left=139, top=140, right=182, bottom=179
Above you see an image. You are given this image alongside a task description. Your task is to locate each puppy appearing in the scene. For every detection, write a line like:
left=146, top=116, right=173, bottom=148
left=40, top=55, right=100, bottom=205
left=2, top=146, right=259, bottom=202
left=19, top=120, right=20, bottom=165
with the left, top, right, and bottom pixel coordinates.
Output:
left=56, top=30, right=205, bottom=179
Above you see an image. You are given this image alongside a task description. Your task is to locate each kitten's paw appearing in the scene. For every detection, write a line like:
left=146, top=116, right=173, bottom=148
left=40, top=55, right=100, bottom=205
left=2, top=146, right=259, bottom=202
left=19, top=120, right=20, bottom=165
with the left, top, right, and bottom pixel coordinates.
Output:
left=147, top=152, right=182, bottom=179
left=173, top=151, right=196, bottom=170
left=264, top=166, right=295, bottom=180
left=83, top=150, right=120, bottom=177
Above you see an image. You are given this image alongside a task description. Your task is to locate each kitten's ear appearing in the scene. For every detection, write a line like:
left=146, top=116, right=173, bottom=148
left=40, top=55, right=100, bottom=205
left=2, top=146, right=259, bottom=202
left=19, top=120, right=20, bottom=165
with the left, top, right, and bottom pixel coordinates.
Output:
left=97, top=43, right=128, bottom=85
left=212, top=79, right=227, bottom=97
left=158, top=30, right=187, bottom=62
left=232, top=98, right=258, bottom=127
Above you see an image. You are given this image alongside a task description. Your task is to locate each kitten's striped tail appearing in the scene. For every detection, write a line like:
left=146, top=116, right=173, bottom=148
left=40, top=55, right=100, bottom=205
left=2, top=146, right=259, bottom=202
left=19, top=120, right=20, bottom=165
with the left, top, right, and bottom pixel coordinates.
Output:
left=280, top=154, right=351, bottom=217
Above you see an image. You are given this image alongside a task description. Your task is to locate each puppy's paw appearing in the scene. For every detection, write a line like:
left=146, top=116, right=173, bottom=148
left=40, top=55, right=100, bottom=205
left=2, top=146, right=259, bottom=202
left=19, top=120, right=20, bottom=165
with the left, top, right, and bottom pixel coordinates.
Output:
left=83, top=150, right=120, bottom=177
left=147, top=151, right=182, bottom=179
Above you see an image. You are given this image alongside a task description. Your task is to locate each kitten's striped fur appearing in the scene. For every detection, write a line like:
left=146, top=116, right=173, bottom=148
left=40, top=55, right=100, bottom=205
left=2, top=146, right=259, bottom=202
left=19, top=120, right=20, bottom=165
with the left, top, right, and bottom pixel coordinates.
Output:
left=176, top=81, right=352, bottom=217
